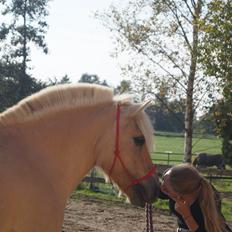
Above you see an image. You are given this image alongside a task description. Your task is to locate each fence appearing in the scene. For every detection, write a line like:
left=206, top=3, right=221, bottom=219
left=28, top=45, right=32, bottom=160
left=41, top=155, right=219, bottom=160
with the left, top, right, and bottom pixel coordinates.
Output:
left=151, top=151, right=183, bottom=165
left=83, top=166, right=232, bottom=185
left=82, top=164, right=232, bottom=199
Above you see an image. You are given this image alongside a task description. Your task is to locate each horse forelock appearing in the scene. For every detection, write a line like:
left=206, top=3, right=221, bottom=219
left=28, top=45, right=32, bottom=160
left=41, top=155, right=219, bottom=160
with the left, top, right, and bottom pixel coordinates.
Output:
left=0, top=83, right=114, bottom=125
left=136, top=111, right=154, bottom=154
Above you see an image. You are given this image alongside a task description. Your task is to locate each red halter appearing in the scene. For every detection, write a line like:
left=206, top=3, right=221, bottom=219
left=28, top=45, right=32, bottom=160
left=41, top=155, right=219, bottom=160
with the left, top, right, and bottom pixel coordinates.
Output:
left=108, top=104, right=157, bottom=192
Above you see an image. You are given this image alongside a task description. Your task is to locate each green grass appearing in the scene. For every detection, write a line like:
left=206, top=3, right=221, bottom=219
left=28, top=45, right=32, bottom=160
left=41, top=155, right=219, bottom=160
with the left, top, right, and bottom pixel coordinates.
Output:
left=151, top=134, right=222, bottom=164
left=222, top=199, right=232, bottom=221
left=76, top=182, right=126, bottom=203
left=153, top=198, right=169, bottom=210
left=154, top=134, right=222, bottom=154
left=212, top=179, right=232, bottom=192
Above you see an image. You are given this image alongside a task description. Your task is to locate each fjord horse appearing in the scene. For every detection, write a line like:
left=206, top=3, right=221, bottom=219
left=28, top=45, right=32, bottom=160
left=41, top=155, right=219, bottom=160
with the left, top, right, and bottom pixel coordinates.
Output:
left=0, top=84, right=159, bottom=232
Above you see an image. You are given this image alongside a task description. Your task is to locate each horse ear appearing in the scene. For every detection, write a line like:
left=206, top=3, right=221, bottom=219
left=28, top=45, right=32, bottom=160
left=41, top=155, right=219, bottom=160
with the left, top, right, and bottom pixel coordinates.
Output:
left=128, top=100, right=152, bottom=118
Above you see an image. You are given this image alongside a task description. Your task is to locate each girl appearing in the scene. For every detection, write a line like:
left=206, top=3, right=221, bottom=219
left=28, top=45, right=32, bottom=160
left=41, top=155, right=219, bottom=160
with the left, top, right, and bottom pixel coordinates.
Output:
left=159, top=163, right=231, bottom=232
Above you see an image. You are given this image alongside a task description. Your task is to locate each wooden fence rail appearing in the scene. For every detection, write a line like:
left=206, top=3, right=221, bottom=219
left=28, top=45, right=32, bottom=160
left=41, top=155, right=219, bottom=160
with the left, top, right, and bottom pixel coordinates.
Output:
left=82, top=164, right=232, bottom=199
left=152, top=151, right=183, bottom=165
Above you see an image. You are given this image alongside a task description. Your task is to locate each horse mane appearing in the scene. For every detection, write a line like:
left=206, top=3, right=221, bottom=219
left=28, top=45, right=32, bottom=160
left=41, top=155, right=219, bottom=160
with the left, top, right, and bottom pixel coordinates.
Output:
left=0, top=84, right=117, bottom=125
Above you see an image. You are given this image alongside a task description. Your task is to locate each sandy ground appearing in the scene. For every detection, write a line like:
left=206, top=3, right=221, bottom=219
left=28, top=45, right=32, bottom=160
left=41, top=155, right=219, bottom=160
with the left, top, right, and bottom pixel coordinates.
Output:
left=62, top=195, right=177, bottom=232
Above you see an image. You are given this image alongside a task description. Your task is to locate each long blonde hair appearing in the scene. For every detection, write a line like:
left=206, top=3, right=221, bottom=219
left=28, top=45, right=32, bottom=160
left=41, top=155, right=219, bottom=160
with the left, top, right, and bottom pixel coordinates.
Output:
left=168, top=164, right=227, bottom=232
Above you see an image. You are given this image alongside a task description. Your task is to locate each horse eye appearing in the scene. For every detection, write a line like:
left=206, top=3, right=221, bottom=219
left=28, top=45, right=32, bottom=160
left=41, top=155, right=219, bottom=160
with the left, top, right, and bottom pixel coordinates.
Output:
left=133, top=136, right=145, bottom=146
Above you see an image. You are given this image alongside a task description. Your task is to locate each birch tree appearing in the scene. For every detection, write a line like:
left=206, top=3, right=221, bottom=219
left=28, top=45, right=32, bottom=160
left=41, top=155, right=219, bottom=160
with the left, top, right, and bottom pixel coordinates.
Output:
left=97, top=0, right=217, bottom=162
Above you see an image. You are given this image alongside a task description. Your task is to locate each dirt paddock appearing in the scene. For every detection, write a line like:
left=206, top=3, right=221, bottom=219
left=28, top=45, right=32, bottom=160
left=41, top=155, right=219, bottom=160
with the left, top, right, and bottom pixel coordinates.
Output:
left=62, top=194, right=177, bottom=232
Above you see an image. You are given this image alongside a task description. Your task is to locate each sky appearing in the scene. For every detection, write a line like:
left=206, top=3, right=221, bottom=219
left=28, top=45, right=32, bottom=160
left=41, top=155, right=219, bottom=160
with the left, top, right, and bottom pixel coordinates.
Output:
left=30, top=0, right=126, bottom=87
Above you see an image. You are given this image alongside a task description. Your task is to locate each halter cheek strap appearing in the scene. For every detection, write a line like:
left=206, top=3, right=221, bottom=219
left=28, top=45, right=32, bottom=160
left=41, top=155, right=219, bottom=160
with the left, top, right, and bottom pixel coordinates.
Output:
left=108, top=104, right=157, bottom=192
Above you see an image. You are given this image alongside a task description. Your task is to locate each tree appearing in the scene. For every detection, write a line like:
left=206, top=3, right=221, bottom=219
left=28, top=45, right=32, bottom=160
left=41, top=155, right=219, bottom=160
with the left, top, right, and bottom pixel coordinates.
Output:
left=199, top=0, right=232, bottom=98
left=193, top=108, right=216, bottom=135
left=0, top=0, right=50, bottom=97
left=146, top=100, right=185, bottom=133
left=97, top=0, right=216, bottom=162
left=0, top=61, right=21, bottom=111
left=47, top=74, right=72, bottom=86
left=199, top=0, right=232, bottom=165
left=78, top=73, right=109, bottom=86
left=0, top=61, right=46, bottom=112
left=115, top=80, right=132, bottom=94
left=146, top=86, right=185, bottom=133
left=214, top=100, right=232, bottom=165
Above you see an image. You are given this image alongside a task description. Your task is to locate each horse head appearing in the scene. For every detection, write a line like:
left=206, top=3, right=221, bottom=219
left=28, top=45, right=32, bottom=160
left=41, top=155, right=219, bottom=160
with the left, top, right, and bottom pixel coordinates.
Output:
left=96, top=100, right=160, bottom=207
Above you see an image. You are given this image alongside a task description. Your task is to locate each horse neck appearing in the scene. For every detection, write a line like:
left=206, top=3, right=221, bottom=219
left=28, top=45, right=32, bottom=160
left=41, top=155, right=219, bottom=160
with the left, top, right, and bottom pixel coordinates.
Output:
left=13, top=104, right=115, bottom=202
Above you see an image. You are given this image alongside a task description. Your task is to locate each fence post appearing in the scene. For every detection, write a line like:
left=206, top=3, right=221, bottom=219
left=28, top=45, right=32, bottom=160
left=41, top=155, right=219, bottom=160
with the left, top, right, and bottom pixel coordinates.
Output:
left=90, top=168, right=96, bottom=190
left=209, top=174, right=212, bottom=184
left=165, top=151, right=173, bottom=165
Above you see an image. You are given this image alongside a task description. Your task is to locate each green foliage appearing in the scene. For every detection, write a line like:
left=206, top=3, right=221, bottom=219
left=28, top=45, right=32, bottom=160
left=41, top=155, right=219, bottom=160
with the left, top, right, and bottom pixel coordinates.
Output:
left=0, top=61, right=46, bottom=112
left=78, top=73, right=109, bottom=86
left=46, top=75, right=72, bottom=86
left=0, top=0, right=50, bottom=111
left=146, top=99, right=185, bottom=133
left=0, top=0, right=50, bottom=59
left=193, top=108, right=217, bottom=135
left=0, top=0, right=50, bottom=85
left=199, top=0, right=232, bottom=96
left=115, top=80, right=132, bottom=94
left=0, top=62, right=21, bottom=111
left=200, top=0, right=232, bottom=165
left=214, top=100, right=232, bottom=165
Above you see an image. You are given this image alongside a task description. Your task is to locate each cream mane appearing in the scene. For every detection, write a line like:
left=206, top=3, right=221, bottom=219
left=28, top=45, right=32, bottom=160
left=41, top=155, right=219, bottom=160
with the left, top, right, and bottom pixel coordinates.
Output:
left=0, top=84, right=115, bottom=125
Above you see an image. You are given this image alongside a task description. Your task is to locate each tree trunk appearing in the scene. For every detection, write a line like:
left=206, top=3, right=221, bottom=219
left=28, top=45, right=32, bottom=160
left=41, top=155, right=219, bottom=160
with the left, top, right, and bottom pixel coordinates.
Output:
left=20, top=0, right=28, bottom=97
left=183, top=0, right=202, bottom=163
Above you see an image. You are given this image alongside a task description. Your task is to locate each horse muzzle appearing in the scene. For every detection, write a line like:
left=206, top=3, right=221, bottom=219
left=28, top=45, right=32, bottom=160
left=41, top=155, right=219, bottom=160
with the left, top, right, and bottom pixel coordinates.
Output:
left=130, top=175, right=160, bottom=207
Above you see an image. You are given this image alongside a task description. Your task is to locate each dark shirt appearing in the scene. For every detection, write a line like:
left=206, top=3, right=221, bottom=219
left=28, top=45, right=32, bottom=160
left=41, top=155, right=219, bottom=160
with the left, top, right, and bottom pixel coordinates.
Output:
left=159, top=190, right=206, bottom=231
left=159, top=190, right=232, bottom=232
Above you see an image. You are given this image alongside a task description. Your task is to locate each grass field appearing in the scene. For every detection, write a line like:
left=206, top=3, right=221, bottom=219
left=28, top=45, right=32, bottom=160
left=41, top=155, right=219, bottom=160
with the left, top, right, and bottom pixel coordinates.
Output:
left=152, top=133, right=222, bottom=164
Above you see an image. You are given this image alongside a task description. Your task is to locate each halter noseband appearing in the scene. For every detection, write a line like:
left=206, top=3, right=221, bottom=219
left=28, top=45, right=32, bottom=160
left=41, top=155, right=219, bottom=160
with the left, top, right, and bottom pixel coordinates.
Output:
left=108, top=104, right=157, bottom=192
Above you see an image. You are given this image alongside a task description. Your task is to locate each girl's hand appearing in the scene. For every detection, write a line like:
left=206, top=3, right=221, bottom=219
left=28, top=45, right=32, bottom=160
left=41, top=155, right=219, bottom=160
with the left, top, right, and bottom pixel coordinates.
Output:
left=175, top=198, right=191, bottom=218
left=175, top=199, right=199, bottom=232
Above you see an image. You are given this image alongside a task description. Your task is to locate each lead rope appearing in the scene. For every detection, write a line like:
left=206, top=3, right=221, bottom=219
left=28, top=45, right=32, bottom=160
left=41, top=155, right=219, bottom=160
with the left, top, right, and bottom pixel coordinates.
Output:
left=145, top=203, right=154, bottom=232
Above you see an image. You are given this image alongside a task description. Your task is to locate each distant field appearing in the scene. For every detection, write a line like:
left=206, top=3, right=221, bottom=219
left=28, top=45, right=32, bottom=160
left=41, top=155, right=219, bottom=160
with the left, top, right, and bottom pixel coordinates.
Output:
left=151, top=133, right=222, bottom=164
